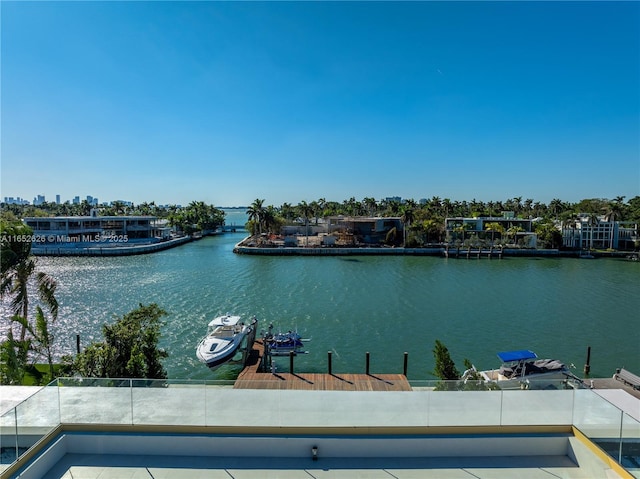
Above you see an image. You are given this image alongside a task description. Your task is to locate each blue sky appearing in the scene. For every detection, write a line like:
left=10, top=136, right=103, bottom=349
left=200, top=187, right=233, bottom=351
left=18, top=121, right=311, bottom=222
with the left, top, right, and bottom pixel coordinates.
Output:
left=1, top=1, right=638, bottom=207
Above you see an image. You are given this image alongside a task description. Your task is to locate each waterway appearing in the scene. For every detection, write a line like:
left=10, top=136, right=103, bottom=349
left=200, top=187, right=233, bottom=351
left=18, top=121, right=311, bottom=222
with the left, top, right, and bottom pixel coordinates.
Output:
left=2, top=210, right=638, bottom=381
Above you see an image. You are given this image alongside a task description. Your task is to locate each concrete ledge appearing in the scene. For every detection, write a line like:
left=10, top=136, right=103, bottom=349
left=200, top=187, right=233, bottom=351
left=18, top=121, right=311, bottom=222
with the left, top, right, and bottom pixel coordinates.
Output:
left=5, top=425, right=579, bottom=479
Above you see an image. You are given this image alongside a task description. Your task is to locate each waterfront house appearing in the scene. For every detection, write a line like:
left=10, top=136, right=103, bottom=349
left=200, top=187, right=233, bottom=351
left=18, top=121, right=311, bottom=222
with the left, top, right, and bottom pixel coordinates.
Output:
left=326, top=216, right=404, bottom=245
left=561, top=215, right=638, bottom=251
left=23, top=213, right=160, bottom=244
left=445, top=213, right=537, bottom=248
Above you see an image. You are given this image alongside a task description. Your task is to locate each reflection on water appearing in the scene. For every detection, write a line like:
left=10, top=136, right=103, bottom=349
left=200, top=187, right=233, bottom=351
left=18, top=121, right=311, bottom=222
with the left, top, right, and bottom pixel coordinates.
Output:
left=2, top=220, right=639, bottom=381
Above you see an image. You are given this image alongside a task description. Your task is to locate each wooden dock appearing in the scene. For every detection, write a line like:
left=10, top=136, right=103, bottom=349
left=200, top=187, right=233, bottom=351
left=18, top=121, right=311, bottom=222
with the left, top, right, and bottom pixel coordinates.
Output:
left=234, top=340, right=412, bottom=391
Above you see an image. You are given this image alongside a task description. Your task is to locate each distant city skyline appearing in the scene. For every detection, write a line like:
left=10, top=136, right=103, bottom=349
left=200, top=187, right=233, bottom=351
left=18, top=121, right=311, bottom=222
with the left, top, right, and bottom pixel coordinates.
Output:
left=1, top=2, right=638, bottom=207
left=4, top=194, right=102, bottom=206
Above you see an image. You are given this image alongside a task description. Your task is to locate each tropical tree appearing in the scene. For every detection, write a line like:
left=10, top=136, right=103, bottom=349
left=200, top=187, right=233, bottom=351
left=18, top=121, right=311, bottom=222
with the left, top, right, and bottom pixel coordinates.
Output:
left=560, top=212, right=580, bottom=250
left=549, top=198, right=564, bottom=219
left=8, top=306, right=56, bottom=381
left=262, top=205, right=280, bottom=234
left=298, top=201, right=314, bottom=246
left=603, top=197, right=625, bottom=250
left=1, top=219, right=32, bottom=274
left=362, top=197, right=378, bottom=217
left=1, top=220, right=59, bottom=384
left=484, top=222, right=504, bottom=245
left=421, top=219, right=444, bottom=244
left=400, top=202, right=415, bottom=247
left=586, top=213, right=599, bottom=251
left=506, top=225, right=525, bottom=246
left=534, top=221, right=562, bottom=249
left=246, top=199, right=265, bottom=235
left=432, top=340, right=460, bottom=381
left=0, top=329, right=29, bottom=384
left=1, top=222, right=58, bottom=341
left=67, top=303, right=169, bottom=379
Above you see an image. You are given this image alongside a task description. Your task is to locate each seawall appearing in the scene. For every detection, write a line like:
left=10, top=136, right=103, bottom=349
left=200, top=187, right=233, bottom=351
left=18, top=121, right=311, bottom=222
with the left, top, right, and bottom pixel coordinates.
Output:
left=233, top=242, right=567, bottom=257
left=30, top=236, right=193, bottom=257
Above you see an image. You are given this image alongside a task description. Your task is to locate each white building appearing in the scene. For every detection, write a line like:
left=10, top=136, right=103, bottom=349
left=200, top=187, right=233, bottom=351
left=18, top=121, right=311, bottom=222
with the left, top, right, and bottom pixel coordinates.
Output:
left=562, top=215, right=638, bottom=251
left=23, top=214, right=159, bottom=243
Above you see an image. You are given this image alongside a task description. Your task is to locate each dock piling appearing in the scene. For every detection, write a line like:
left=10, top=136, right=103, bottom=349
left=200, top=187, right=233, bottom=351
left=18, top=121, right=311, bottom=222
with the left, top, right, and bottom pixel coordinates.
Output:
left=365, top=352, right=370, bottom=375
left=328, top=351, right=333, bottom=375
left=584, top=346, right=591, bottom=375
left=403, top=352, right=408, bottom=376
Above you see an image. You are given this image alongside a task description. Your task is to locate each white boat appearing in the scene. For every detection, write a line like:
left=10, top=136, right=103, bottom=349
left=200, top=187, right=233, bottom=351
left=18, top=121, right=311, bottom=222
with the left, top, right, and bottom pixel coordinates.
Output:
left=196, top=314, right=257, bottom=370
left=475, top=350, right=580, bottom=389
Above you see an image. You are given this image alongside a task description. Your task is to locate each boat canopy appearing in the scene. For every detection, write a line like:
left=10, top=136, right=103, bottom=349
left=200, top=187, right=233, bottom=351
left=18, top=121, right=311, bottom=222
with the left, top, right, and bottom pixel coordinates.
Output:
left=497, top=350, right=538, bottom=362
left=208, top=314, right=242, bottom=328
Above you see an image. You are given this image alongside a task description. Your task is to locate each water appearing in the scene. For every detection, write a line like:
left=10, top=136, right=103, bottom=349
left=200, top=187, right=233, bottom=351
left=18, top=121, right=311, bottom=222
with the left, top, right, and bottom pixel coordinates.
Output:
left=2, top=209, right=638, bottom=380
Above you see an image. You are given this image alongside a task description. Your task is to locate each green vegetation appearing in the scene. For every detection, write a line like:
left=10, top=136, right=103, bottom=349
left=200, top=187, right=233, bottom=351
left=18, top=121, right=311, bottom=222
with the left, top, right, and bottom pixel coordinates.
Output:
left=432, top=339, right=460, bottom=381
left=0, top=200, right=225, bottom=237
left=63, top=303, right=169, bottom=379
left=0, top=218, right=59, bottom=384
left=3, top=195, right=639, bottom=249
left=166, top=201, right=225, bottom=235
left=236, top=195, right=639, bottom=250
left=431, top=341, right=498, bottom=391
left=1, top=218, right=169, bottom=382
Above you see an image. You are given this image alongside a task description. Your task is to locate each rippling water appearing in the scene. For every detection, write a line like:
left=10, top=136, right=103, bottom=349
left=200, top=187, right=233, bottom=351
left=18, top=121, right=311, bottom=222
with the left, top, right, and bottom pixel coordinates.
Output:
left=2, top=210, right=638, bottom=380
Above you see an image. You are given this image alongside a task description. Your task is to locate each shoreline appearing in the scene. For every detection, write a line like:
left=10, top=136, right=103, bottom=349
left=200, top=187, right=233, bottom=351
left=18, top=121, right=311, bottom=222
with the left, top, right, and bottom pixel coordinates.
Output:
left=233, top=241, right=634, bottom=259
left=30, top=235, right=193, bottom=257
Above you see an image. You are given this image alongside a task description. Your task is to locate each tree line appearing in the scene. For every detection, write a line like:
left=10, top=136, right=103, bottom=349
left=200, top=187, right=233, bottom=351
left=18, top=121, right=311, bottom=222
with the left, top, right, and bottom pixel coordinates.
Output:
left=245, top=195, right=640, bottom=249
left=1, top=200, right=225, bottom=237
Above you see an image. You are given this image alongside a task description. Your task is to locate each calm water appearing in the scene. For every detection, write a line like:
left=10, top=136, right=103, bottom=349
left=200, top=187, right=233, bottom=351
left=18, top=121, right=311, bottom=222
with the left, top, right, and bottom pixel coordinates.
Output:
left=2, top=210, right=638, bottom=380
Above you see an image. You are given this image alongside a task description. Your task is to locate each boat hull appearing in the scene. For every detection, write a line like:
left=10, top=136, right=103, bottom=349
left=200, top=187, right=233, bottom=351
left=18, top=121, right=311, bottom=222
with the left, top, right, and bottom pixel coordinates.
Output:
left=196, top=316, right=257, bottom=371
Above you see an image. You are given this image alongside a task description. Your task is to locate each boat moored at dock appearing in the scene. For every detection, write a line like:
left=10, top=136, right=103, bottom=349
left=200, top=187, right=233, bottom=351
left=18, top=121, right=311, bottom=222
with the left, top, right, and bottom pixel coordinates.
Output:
left=475, top=350, right=583, bottom=390
left=196, top=314, right=257, bottom=370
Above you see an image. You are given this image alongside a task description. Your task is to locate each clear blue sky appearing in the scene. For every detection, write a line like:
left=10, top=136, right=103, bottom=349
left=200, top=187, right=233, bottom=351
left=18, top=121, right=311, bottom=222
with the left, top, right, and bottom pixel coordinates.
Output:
left=1, top=1, right=638, bottom=207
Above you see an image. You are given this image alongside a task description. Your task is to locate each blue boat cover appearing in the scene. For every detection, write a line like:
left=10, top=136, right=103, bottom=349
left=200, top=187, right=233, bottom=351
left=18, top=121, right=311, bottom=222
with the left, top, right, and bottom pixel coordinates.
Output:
left=497, top=350, right=538, bottom=362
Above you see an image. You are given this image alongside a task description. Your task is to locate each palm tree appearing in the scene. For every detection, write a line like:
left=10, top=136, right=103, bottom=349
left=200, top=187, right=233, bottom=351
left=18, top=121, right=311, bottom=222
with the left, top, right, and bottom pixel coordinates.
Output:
left=484, top=222, right=504, bottom=245
left=603, top=197, right=625, bottom=250
left=549, top=198, right=564, bottom=219
left=561, top=213, right=580, bottom=249
left=506, top=225, right=525, bottom=246
left=442, top=198, right=452, bottom=218
left=262, top=206, right=277, bottom=234
left=400, top=204, right=415, bottom=247
left=586, top=213, right=600, bottom=251
left=298, top=201, right=313, bottom=246
left=246, top=199, right=265, bottom=236
left=1, top=257, right=58, bottom=342
left=362, top=197, right=378, bottom=217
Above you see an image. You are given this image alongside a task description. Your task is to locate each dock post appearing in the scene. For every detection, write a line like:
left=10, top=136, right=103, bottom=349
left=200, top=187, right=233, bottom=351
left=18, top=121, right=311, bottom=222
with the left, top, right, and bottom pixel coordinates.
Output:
left=583, top=346, right=591, bottom=375
left=289, top=351, right=294, bottom=374
left=365, top=352, right=370, bottom=375
left=76, top=334, right=80, bottom=354
left=403, top=352, right=408, bottom=376
left=328, top=351, right=332, bottom=375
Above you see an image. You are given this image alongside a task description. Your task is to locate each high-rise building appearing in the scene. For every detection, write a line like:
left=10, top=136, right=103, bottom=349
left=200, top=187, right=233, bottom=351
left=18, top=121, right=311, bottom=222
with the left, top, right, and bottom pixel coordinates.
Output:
left=3, top=197, right=29, bottom=205
left=56, top=194, right=61, bottom=204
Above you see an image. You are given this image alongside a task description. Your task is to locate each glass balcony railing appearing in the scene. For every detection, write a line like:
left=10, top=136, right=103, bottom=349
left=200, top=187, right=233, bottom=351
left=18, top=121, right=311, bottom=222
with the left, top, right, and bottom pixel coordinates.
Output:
left=1, top=378, right=638, bottom=478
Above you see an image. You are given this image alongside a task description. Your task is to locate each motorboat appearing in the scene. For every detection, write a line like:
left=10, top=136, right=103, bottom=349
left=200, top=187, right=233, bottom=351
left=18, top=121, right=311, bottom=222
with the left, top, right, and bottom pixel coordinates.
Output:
left=474, top=350, right=581, bottom=389
left=196, top=314, right=257, bottom=370
left=263, top=323, right=308, bottom=356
